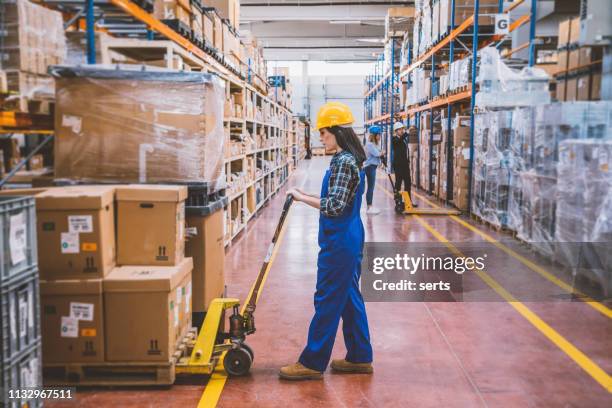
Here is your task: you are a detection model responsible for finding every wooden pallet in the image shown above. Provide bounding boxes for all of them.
[99,36,208,71]
[43,330,198,387]
[470,213,506,232]
[43,361,176,387]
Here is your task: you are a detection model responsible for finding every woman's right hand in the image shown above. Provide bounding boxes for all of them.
[287,188,304,202]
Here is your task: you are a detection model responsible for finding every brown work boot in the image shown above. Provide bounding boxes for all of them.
[279,362,323,380]
[330,359,373,374]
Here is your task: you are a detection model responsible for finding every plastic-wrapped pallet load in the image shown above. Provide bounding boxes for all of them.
[476,47,550,108]
[471,111,515,229]
[476,101,612,259]
[555,139,612,296]
[50,65,226,188]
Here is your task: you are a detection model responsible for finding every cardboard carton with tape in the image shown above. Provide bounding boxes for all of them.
[36,186,116,280]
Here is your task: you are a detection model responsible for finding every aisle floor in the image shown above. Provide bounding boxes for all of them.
[49,157,611,407]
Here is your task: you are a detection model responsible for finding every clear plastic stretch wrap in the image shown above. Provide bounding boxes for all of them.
[0,0,66,74]
[476,47,550,108]
[474,102,612,259]
[472,111,515,229]
[555,139,612,290]
[50,65,226,188]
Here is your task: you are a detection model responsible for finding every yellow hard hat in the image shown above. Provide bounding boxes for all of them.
[315,102,354,130]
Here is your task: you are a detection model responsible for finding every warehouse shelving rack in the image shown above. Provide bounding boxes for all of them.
[2,0,296,245]
[363,0,536,213]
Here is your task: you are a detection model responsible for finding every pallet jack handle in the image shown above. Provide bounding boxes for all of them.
[240,195,294,335]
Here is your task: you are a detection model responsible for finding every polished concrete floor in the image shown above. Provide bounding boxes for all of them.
[49,157,611,407]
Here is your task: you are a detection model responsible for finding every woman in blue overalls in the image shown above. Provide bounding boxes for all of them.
[280,102,373,380]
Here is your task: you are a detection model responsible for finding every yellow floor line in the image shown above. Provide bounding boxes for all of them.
[376,171,611,318]
[198,207,292,407]
[409,188,612,319]
[378,185,612,392]
[197,358,228,408]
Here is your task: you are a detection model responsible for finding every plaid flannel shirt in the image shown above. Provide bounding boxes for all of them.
[320,151,360,217]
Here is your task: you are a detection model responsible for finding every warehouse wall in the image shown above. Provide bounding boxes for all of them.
[269,61,372,147]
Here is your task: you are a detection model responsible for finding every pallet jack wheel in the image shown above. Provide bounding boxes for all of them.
[224,347,252,376]
[394,194,405,214]
[241,342,254,362]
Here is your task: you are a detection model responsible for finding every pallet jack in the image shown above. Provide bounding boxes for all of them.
[175,196,294,377]
[384,166,460,216]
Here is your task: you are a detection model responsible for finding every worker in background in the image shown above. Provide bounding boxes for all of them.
[364,125,384,215]
[282,102,373,380]
[391,122,417,207]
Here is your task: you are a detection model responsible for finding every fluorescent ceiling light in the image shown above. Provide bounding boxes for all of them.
[329,20,362,24]
[356,38,385,43]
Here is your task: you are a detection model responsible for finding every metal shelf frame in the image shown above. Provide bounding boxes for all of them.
[362,0,535,212]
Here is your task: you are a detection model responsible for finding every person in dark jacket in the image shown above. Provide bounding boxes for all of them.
[391,122,417,207]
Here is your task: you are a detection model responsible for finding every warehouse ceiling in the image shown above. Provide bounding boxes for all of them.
[240,1,413,61]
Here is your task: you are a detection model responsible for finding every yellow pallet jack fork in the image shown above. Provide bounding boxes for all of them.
[176,196,294,377]
[384,168,460,216]
[400,190,460,215]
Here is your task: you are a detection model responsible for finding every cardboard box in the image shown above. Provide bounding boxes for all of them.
[207,0,239,28]
[453,168,470,189]
[576,74,591,101]
[103,258,193,362]
[153,0,191,28]
[556,79,567,101]
[557,49,568,73]
[453,126,470,147]
[212,11,224,51]
[568,49,580,70]
[558,19,570,47]
[591,72,601,100]
[116,185,187,266]
[203,11,214,44]
[29,154,44,170]
[566,77,577,101]
[185,210,225,319]
[579,46,603,66]
[40,279,104,363]
[191,6,204,41]
[569,17,580,44]
[36,186,116,280]
[454,146,471,168]
[453,187,469,211]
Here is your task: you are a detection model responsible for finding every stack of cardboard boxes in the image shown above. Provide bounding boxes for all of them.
[154,0,192,31]
[0,0,66,112]
[38,185,193,366]
[240,31,268,91]
[556,17,602,102]
[451,116,471,210]
[207,0,240,30]
[268,67,293,109]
